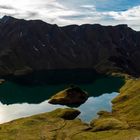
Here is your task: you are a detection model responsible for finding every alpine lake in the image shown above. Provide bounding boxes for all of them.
[0,69,125,124]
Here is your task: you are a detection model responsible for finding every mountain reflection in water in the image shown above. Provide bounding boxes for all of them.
[0,92,118,124]
[0,72,124,124]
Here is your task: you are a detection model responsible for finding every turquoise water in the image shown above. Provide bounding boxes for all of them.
[0,76,124,123]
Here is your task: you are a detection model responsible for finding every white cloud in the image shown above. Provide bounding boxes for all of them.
[0,0,140,30]
[104,6,140,20]
[0,100,65,124]
[101,5,140,30]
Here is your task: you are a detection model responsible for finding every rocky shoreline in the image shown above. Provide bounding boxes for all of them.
[0,77,140,140]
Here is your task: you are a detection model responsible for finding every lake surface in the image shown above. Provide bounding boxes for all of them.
[0,75,124,124]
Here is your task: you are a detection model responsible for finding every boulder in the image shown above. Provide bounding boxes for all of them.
[49,86,89,106]
[0,79,5,84]
[48,108,81,120]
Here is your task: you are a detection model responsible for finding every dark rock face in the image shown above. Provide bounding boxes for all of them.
[0,16,140,77]
[49,86,89,106]
[47,108,81,120]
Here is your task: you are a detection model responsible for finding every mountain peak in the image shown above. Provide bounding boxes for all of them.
[0,15,17,23]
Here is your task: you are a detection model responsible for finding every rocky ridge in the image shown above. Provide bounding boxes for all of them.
[0,16,140,77]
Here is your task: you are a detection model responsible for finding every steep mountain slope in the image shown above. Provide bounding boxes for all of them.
[0,16,140,77]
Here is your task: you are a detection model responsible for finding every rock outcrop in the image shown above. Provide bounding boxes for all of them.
[49,86,88,106]
[0,16,140,78]
[0,79,5,84]
[89,78,140,134]
[47,108,81,120]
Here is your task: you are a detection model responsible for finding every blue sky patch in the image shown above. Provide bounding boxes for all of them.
[0,0,140,30]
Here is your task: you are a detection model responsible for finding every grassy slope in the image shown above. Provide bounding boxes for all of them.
[0,79,140,140]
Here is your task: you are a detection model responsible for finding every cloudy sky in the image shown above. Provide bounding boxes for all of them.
[0,0,140,30]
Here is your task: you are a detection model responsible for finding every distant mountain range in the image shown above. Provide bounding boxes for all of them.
[0,16,140,77]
